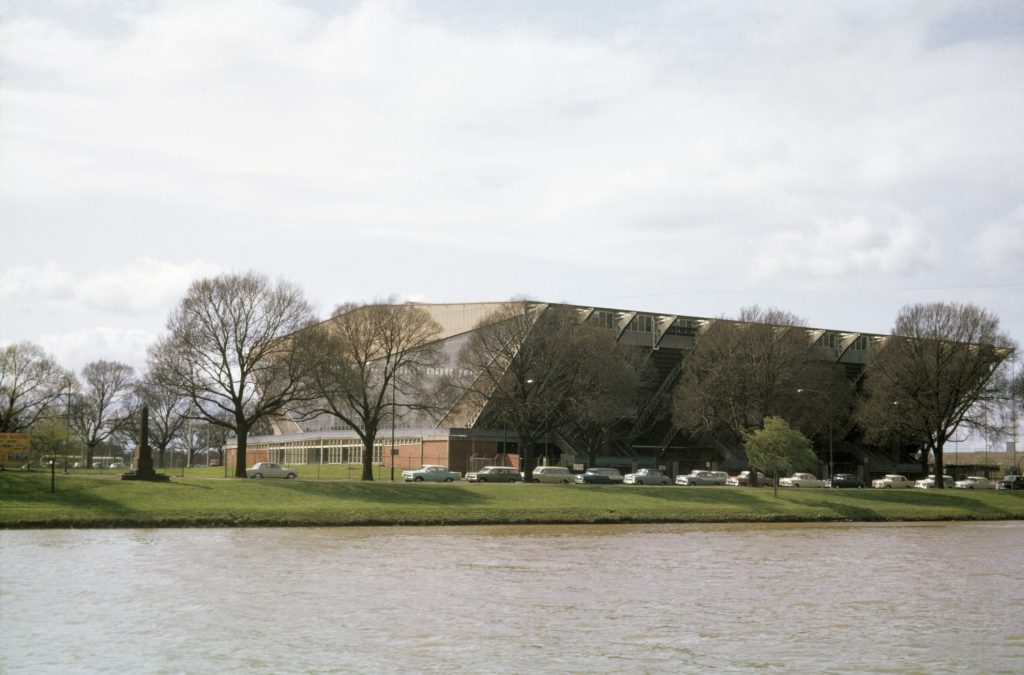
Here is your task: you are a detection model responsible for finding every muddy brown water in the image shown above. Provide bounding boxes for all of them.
[2,522,1022,673]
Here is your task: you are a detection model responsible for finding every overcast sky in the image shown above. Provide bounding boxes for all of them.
[2,0,1023,383]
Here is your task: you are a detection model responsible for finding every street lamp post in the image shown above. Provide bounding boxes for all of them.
[390,374,396,482]
[798,388,833,478]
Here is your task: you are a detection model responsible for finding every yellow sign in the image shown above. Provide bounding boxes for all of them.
[0,433,32,464]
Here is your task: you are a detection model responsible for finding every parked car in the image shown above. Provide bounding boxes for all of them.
[707,471,729,484]
[402,465,460,482]
[530,465,575,483]
[574,468,624,484]
[624,468,670,485]
[778,472,826,488]
[466,466,520,483]
[954,476,993,489]
[828,473,865,488]
[915,475,954,489]
[726,471,773,487]
[245,462,298,479]
[675,470,720,486]
[872,474,913,489]
[996,475,1024,490]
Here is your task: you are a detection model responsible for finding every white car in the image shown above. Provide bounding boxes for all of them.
[245,462,298,479]
[778,472,826,488]
[574,468,624,484]
[675,470,721,486]
[623,468,670,485]
[915,474,955,489]
[402,465,460,482]
[872,474,913,489]
[530,466,575,483]
[954,476,993,489]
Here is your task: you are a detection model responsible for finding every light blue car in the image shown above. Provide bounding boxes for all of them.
[402,465,460,482]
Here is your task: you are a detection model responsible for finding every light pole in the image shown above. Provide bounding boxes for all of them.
[390,374,396,482]
[798,388,833,478]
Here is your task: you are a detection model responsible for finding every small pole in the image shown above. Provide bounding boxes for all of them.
[50,460,56,494]
[390,372,397,481]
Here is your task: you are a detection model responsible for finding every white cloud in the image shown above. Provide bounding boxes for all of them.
[1,0,1022,355]
[4,0,1016,259]
[0,259,221,316]
[38,326,155,375]
[972,205,1024,270]
[0,262,75,303]
[750,210,934,280]
[77,259,223,314]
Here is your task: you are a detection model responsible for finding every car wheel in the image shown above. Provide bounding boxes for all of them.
[445,477,453,482]
[252,473,262,479]
[478,477,487,483]
[414,476,423,482]
[286,473,296,479]
[637,480,644,485]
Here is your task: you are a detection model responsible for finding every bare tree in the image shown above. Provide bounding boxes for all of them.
[69,360,136,468]
[149,272,316,478]
[130,373,190,469]
[1,342,71,433]
[672,306,845,476]
[296,300,444,481]
[566,327,646,467]
[453,303,606,480]
[858,302,1014,487]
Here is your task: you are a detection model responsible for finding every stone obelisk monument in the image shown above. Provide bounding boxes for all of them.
[122,405,170,482]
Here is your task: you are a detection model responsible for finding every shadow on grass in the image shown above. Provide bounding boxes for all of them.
[271,479,492,506]
[0,472,145,518]
[623,486,774,506]
[831,488,1017,517]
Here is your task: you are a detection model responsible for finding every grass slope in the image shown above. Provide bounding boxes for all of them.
[2,472,1022,528]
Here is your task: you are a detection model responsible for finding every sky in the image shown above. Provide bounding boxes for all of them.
[2,0,1023,389]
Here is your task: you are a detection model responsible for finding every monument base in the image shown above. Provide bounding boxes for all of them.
[120,471,171,482]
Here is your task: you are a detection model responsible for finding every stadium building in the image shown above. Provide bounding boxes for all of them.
[226,301,893,478]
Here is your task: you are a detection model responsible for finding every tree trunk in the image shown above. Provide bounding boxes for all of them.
[86,443,96,469]
[361,431,377,481]
[934,443,945,489]
[234,427,248,478]
[521,439,536,482]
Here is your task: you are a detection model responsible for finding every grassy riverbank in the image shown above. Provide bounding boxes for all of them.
[2,472,1022,528]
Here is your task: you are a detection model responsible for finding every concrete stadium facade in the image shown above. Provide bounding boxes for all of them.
[227,301,893,478]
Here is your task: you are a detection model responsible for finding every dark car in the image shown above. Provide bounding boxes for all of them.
[829,473,865,488]
[466,466,521,483]
[996,475,1024,490]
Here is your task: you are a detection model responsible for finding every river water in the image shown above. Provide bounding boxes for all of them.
[1,522,1021,674]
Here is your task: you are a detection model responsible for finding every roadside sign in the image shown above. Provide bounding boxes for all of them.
[0,433,32,465]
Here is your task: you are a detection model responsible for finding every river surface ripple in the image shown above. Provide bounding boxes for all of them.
[1,522,1022,674]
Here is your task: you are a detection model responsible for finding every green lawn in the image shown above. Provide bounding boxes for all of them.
[2,471,1022,528]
